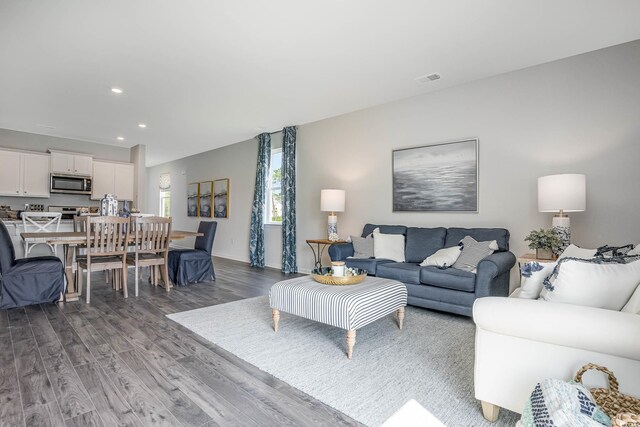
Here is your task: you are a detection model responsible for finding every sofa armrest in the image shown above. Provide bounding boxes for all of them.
[474,297,640,361]
[475,251,516,298]
[328,243,354,261]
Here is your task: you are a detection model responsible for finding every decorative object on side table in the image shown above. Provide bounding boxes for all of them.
[524,228,561,260]
[538,173,586,252]
[392,138,478,212]
[320,189,345,240]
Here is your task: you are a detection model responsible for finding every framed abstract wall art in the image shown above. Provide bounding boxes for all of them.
[198,181,213,218]
[213,178,229,218]
[187,182,199,217]
[392,138,478,212]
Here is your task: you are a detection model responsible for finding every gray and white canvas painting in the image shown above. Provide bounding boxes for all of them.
[393,139,478,211]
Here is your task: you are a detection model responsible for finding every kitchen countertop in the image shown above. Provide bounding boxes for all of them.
[2,219,74,225]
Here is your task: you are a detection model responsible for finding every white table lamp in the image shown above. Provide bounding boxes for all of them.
[538,174,586,251]
[320,189,346,240]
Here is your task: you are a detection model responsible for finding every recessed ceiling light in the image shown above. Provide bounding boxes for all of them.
[138,123,147,128]
[117,136,125,141]
[111,87,123,94]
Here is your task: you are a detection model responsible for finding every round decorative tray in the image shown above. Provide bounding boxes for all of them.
[311,267,368,286]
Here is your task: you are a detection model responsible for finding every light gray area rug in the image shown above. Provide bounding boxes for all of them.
[167,296,520,427]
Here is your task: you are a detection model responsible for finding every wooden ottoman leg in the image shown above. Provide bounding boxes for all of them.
[397,307,405,330]
[481,401,500,422]
[346,329,356,359]
[272,309,280,333]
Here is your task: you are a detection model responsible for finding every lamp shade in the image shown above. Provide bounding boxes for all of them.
[538,174,586,213]
[320,189,346,212]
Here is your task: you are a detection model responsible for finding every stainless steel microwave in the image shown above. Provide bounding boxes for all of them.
[50,174,92,195]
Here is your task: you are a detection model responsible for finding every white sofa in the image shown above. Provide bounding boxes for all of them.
[473,296,640,422]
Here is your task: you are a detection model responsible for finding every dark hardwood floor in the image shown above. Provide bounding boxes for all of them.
[0,257,362,426]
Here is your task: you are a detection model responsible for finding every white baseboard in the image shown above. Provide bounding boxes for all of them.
[212,251,312,275]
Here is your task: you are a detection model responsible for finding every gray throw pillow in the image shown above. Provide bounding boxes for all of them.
[351,235,374,258]
[452,236,498,272]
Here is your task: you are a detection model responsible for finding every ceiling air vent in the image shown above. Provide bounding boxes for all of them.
[415,73,441,83]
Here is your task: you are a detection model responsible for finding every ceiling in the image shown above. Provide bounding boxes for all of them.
[1,1,640,166]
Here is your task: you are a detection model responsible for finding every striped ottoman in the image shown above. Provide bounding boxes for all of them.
[269,276,407,359]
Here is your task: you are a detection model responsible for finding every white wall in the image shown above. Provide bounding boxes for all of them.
[148,40,640,284]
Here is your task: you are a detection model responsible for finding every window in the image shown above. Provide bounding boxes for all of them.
[265,148,282,224]
[159,190,171,217]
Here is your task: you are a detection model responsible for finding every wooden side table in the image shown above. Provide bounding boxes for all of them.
[517,253,558,265]
[305,239,346,270]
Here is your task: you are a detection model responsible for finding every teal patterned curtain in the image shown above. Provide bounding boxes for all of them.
[281,126,297,273]
[249,133,271,268]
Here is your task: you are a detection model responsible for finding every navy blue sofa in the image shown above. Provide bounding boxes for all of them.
[328,224,516,317]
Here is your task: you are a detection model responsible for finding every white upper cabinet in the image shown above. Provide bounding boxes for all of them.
[0,150,50,198]
[73,155,93,176]
[114,163,134,201]
[22,153,51,197]
[0,150,22,196]
[92,161,134,201]
[50,151,93,176]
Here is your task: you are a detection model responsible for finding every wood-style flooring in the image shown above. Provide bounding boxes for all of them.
[0,257,362,426]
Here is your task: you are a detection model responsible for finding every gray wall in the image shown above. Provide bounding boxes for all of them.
[0,129,132,209]
[147,40,640,285]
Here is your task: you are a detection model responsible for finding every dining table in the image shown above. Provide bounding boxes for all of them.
[20,229,203,302]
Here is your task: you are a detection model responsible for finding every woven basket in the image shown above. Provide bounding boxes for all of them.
[574,364,640,420]
[612,413,640,427]
[311,268,367,286]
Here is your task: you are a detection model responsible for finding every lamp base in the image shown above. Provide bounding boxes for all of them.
[327,214,338,241]
[552,215,571,253]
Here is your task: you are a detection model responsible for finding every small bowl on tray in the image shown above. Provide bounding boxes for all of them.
[311,267,368,286]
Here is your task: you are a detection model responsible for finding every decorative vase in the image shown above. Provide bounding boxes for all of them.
[536,248,554,260]
[100,194,119,216]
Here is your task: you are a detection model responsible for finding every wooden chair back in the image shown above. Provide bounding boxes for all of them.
[86,216,130,258]
[73,216,88,233]
[131,216,172,256]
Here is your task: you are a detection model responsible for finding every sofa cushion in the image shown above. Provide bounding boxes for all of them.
[362,223,407,237]
[420,246,462,268]
[420,266,476,292]
[452,236,499,272]
[377,263,422,285]
[405,227,447,263]
[351,235,374,258]
[540,257,640,310]
[345,258,393,275]
[444,227,509,251]
[373,232,406,262]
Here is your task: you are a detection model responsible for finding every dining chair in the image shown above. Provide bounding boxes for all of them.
[0,221,65,309]
[77,216,130,304]
[167,221,217,286]
[21,212,62,256]
[127,216,172,296]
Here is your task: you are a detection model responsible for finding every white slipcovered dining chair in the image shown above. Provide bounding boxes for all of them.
[21,212,62,257]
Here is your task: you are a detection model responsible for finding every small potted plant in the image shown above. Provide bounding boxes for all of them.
[524,228,562,260]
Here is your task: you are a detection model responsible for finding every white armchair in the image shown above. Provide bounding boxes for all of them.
[473,297,640,422]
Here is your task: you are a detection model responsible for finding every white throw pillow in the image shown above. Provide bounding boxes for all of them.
[373,232,405,262]
[518,261,557,299]
[558,244,597,260]
[420,246,462,268]
[540,258,640,310]
[621,284,640,314]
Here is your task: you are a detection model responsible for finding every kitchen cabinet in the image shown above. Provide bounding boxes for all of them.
[0,150,50,198]
[50,151,93,176]
[91,161,134,201]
